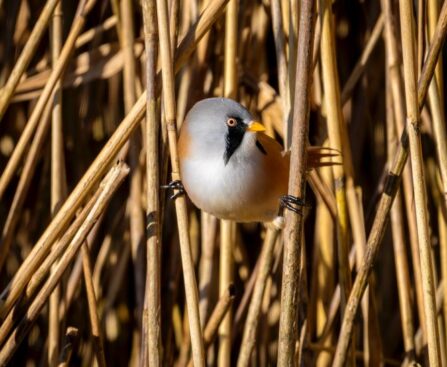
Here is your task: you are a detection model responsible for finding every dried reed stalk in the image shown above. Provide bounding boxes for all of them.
[155,0,205,364]
[276,0,314,365]
[48,2,65,366]
[237,226,280,366]
[0,0,61,121]
[398,2,441,365]
[0,0,97,200]
[332,2,447,364]
[0,162,129,366]
[0,0,229,325]
[141,0,161,365]
[81,244,107,367]
[218,0,238,364]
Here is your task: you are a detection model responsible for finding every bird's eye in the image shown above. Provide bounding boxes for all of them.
[226,117,237,127]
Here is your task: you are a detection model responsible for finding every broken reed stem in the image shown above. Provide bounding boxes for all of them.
[81,244,107,367]
[218,0,238,365]
[141,0,161,365]
[58,327,79,366]
[0,162,129,366]
[237,226,280,367]
[187,285,236,367]
[0,0,97,200]
[319,0,352,330]
[155,0,205,364]
[399,2,441,365]
[0,0,60,122]
[48,2,65,366]
[0,0,229,325]
[332,2,447,365]
[276,1,315,365]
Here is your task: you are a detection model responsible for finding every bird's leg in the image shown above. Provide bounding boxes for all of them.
[278,195,307,216]
[161,180,185,200]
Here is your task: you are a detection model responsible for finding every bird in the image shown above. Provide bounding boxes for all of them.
[177,97,334,223]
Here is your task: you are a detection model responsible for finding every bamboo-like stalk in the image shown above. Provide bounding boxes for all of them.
[0,0,230,322]
[399,2,441,365]
[141,0,161,365]
[0,0,61,122]
[428,0,444,107]
[187,285,235,367]
[0,162,129,366]
[332,2,447,365]
[381,0,428,340]
[386,76,416,364]
[58,327,79,367]
[81,244,107,367]
[48,3,65,366]
[276,1,315,365]
[0,0,97,200]
[319,0,352,333]
[75,15,118,48]
[218,0,238,364]
[155,0,205,365]
[120,0,145,352]
[237,226,280,366]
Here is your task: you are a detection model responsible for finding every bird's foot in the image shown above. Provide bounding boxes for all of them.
[161,180,185,200]
[278,195,307,216]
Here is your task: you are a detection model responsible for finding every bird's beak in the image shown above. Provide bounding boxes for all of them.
[247,121,266,132]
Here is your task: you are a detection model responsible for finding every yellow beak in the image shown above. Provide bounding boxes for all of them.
[246,121,266,132]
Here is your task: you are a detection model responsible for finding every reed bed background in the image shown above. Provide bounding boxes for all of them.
[0,0,447,366]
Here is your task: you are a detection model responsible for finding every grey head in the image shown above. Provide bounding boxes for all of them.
[184,98,258,164]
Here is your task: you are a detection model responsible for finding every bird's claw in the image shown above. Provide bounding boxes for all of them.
[161,180,185,200]
[278,195,307,216]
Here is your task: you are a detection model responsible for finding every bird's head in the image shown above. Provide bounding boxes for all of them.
[183,98,265,165]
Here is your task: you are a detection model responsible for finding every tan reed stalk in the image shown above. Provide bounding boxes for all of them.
[0,0,60,122]
[270,0,290,148]
[340,14,384,105]
[155,0,206,364]
[187,285,235,367]
[428,0,444,105]
[386,77,416,363]
[218,219,234,367]
[0,190,102,346]
[276,0,315,365]
[0,0,229,323]
[399,2,441,365]
[319,0,352,331]
[218,0,238,364]
[120,0,145,341]
[312,166,335,367]
[427,67,447,353]
[81,244,107,367]
[141,0,161,365]
[381,0,428,340]
[48,3,65,366]
[0,162,129,365]
[0,0,97,200]
[75,15,118,48]
[237,226,280,366]
[332,2,447,365]
[0,100,53,272]
[199,213,218,327]
[417,0,425,75]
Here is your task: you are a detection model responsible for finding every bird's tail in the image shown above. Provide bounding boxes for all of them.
[306,146,341,168]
